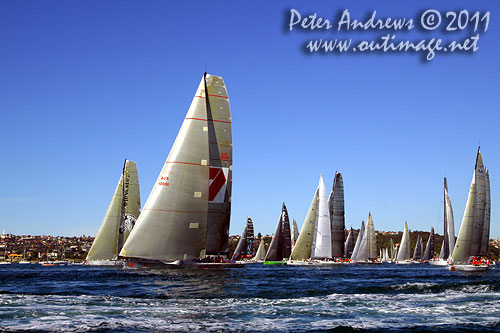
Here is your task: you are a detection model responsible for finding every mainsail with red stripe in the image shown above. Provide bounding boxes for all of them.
[120,73,232,261]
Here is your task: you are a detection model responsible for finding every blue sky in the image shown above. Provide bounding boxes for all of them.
[1,1,499,239]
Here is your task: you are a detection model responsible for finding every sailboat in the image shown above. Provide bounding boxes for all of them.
[354,213,378,263]
[310,175,333,263]
[396,222,412,264]
[264,203,292,265]
[86,159,141,266]
[422,227,435,262]
[19,248,30,264]
[119,73,240,268]
[381,248,389,263]
[450,148,491,271]
[329,172,345,258]
[232,217,255,261]
[430,177,456,266]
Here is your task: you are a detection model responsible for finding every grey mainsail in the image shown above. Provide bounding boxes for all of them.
[422,227,435,260]
[350,221,365,261]
[232,217,255,259]
[120,73,232,262]
[440,178,450,259]
[412,235,422,261]
[265,203,291,261]
[451,148,489,264]
[329,172,345,258]
[290,188,319,260]
[344,227,355,259]
[396,222,411,261]
[291,218,299,248]
[87,160,141,261]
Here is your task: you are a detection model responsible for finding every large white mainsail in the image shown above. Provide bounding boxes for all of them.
[311,175,332,260]
[451,148,489,264]
[87,160,141,262]
[120,73,232,262]
[329,172,345,258]
[396,222,411,262]
[290,188,319,260]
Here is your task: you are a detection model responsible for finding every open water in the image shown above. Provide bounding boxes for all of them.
[0,263,499,332]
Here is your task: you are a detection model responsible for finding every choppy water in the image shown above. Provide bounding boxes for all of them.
[1,264,499,332]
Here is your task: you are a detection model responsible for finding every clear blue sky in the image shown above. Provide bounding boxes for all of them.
[1,1,499,239]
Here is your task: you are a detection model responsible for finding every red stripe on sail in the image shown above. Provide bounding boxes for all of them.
[209,168,226,201]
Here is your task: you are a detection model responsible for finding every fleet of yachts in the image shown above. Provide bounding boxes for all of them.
[80,73,494,272]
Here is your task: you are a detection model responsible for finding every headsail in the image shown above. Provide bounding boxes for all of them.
[412,235,422,261]
[356,213,376,262]
[422,227,435,260]
[291,218,299,248]
[87,160,141,261]
[311,175,332,260]
[444,178,455,258]
[254,239,267,261]
[350,221,365,261]
[344,227,355,259]
[290,188,319,260]
[329,172,345,258]
[120,73,232,261]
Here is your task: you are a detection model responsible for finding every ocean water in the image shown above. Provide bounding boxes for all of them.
[0,264,499,332]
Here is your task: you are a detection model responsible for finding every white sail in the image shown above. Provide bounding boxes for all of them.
[87,160,141,261]
[120,73,232,262]
[254,239,266,261]
[344,227,355,259]
[350,221,365,261]
[290,188,319,260]
[444,180,455,258]
[480,169,490,255]
[291,218,299,248]
[396,222,411,261]
[356,213,376,261]
[451,149,487,264]
[311,175,332,259]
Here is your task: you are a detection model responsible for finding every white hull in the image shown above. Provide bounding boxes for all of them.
[84,260,124,267]
[18,261,31,264]
[288,260,315,266]
[0,261,11,265]
[449,264,490,272]
[428,259,449,266]
[396,260,413,265]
